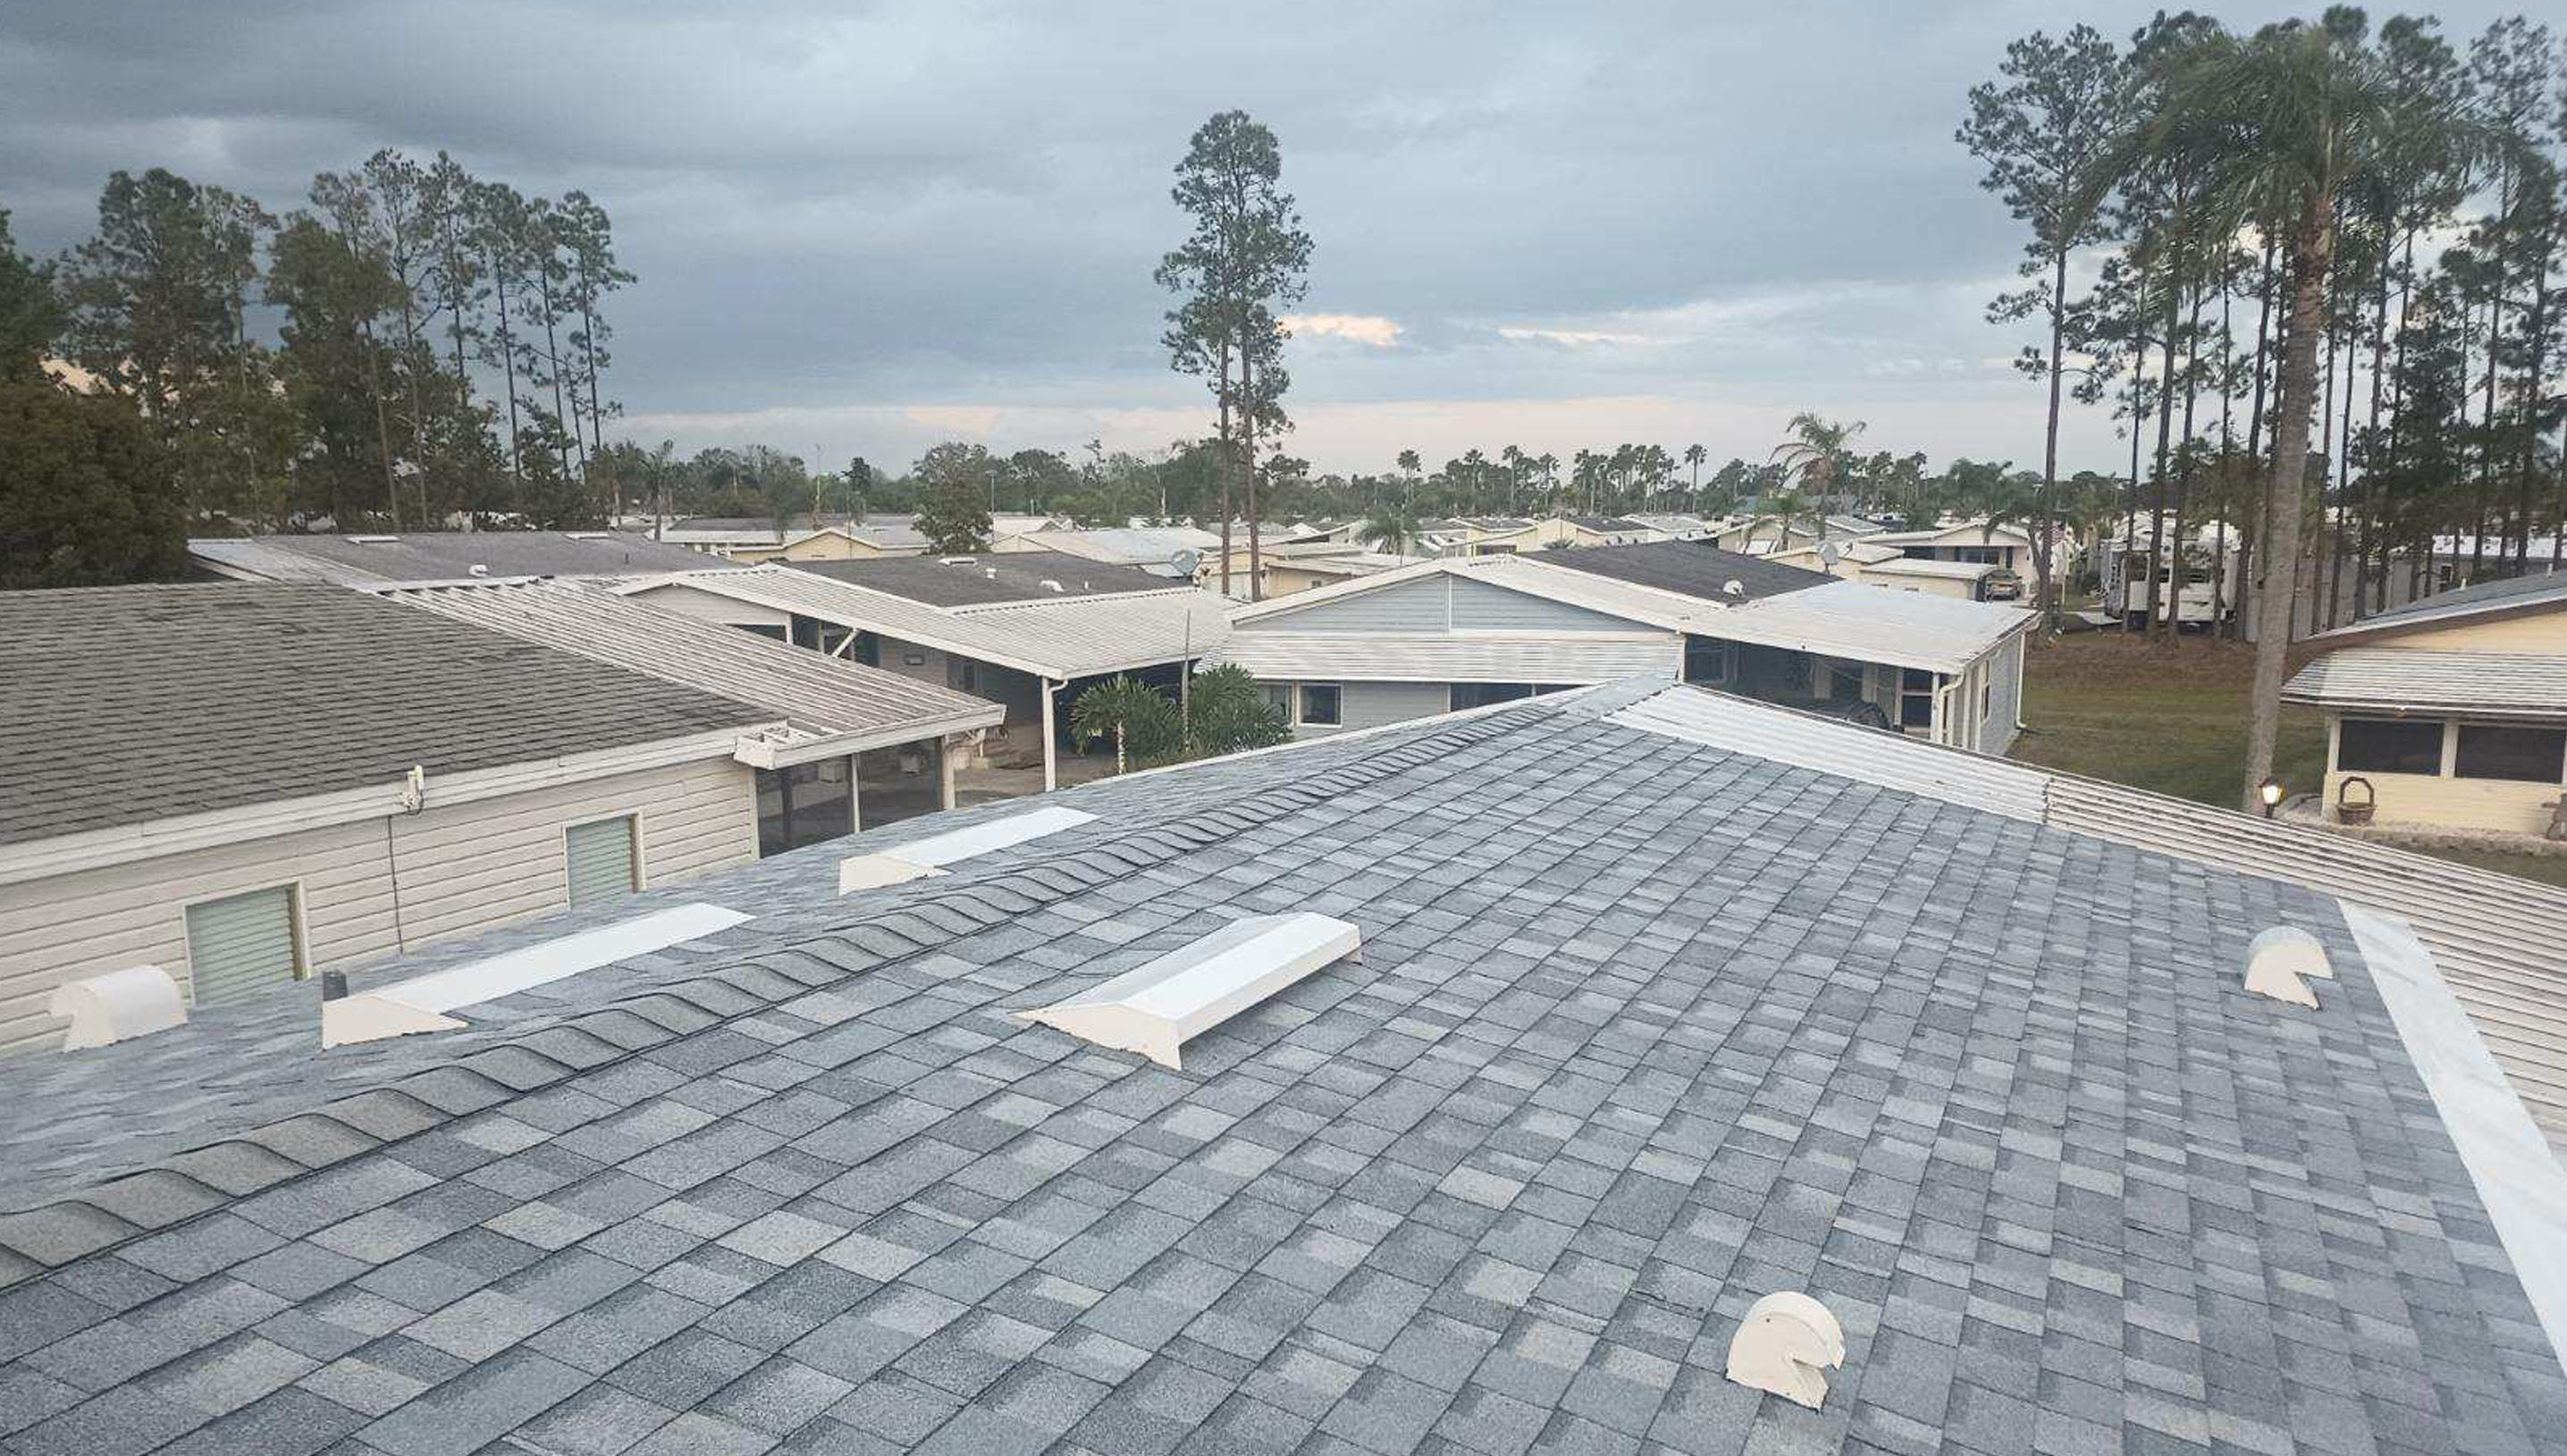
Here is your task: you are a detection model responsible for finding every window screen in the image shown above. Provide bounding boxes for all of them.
[566,816,638,907]
[184,885,299,1006]
[1300,684,1342,726]
[1899,668,1936,729]
[1450,683,1533,711]
[1683,637,1730,686]
[2336,718,2443,775]
[2454,725,2566,783]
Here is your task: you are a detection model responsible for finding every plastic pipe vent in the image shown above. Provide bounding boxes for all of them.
[50,965,188,1049]
[1725,1292,1845,1410]
[2243,925,2334,1008]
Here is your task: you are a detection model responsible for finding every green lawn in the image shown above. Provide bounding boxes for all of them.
[2010,630,2567,889]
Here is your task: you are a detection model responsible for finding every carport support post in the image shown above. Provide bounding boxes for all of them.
[1042,678,1061,792]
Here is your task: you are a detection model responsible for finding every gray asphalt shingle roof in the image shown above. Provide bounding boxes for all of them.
[0,585,772,847]
[0,683,2560,1455]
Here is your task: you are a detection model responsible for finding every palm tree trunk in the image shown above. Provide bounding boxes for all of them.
[2243,210,2332,812]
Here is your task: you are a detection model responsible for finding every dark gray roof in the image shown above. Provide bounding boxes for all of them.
[0,585,770,846]
[792,552,1175,607]
[2321,566,2567,639]
[0,683,2560,1455]
[1543,540,1835,602]
[189,532,731,585]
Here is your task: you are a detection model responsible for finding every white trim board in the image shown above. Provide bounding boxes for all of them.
[2343,902,2567,1379]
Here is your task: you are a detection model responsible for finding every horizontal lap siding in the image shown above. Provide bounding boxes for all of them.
[0,757,757,1057]
[1296,682,1454,739]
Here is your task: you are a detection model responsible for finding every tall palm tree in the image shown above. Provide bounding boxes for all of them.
[1684,443,1708,505]
[1750,488,1819,551]
[2119,12,2470,808]
[1768,413,1867,507]
[1359,503,1419,557]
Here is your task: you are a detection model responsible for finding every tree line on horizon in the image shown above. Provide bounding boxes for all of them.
[0,153,633,585]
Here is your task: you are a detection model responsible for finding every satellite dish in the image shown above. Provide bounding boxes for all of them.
[1722,579,1746,598]
[1171,548,1202,576]
[1817,542,1840,567]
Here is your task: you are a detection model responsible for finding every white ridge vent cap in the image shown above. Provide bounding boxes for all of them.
[323,903,752,1048]
[838,806,1096,895]
[2243,924,2335,1008]
[1014,913,1360,1069]
[1725,1291,1845,1410]
[51,965,187,1049]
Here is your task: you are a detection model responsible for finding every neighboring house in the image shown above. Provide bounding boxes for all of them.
[654,514,1061,563]
[0,582,990,1056]
[1850,555,2019,602]
[1864,518,2037,575]
[5,679,2567,1456]
[1428,514,1661,557]
[1621,510,1722,540]
[1196,540,1418,601]
[1216,543,2034,750]
[620,558,1232,788]
[188,530,730,585]
[2285,569,2567,837]
[997,526,1224,577]
[1766,536,1903,580]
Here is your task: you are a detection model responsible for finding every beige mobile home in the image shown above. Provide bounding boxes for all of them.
[0,581,997,1056]
[2285,571,2567,837]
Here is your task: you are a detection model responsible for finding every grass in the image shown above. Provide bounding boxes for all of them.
[2010,630,2567,890]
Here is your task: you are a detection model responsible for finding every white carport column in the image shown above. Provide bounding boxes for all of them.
[1042,678,1062,792]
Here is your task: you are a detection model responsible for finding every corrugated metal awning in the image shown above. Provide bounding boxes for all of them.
[2285,647,2567,719]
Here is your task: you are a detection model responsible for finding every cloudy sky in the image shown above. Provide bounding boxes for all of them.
[0,1,2526,478]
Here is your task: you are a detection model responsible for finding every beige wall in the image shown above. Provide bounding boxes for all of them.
[2382,613,2567,653]
[0,757,758,1057]
[1857,570,1979,601]
[2322,714,2566,835]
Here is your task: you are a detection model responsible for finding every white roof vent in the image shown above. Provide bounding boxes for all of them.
[51,965,187,1049]
[1040,579,1065,593]
[940,556,974,566]
[322,903,751,1048]
[1013,913,1360,1069]
[1722,579,1746,598]
[344,534,400,544]
[1725,1292,1845,1410]
[2243,925,2335,1008]
[837,806,1096,894]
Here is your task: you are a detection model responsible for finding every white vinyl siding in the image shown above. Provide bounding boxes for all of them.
[181,885,300,1006]
[0,756,758,1056]
[565,817,638,908]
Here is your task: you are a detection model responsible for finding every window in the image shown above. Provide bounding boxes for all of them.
[945,655,979,692]
[756,759,856,856]
[1898,669,1936,730]
[1450,683,1533,711]
[565,816,639,907]
[1829,664,1865,702]
[1300,684,1342,727]
[2336,718,2443,776]
[1683,637,1730,686]
[857,739,944,829]
[183,885,301,1006]
[1980,678,1992,722]
[1262,684,1292,719]
[734,622,787,643]
[2455,725,2566,783]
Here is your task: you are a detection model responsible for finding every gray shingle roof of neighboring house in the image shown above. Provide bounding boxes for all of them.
[2283,645,2567,720]
[4,681,2566,1454]
[377,578,1005,762]
[0,585,773,848]
[1543,540,1834,603]
[2313,568,2567,643]
[792,552,1175,608]
[189,531,733,585]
